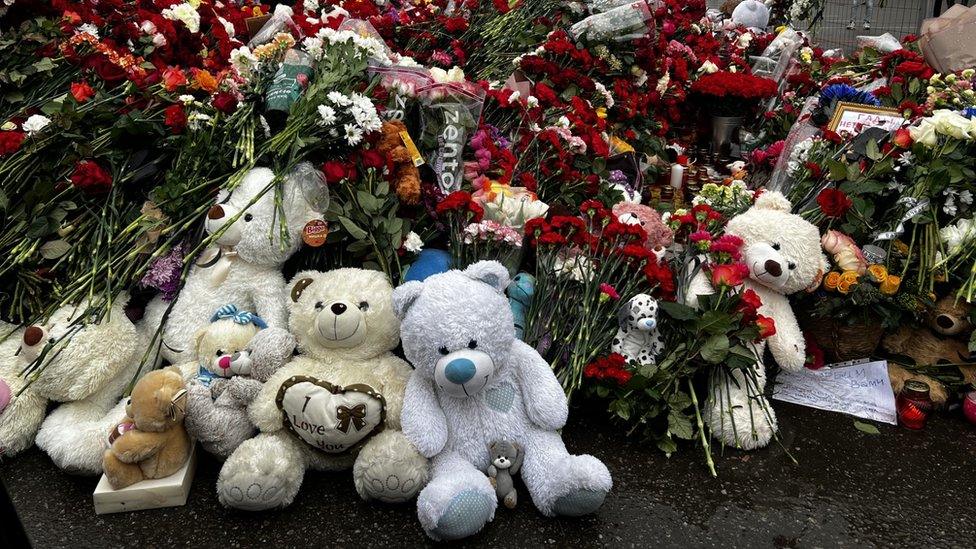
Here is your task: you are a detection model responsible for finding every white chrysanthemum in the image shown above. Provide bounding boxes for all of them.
[349,94,381,133]
[162,3,200,33]
[77,23,100,38]
[317,105,337,126]
[217,17,236,39]
[187,112,212,131]
[403,231,424,253]
[178,94,195,104]
[327,91,352,107]
[22,114,51,135]
[302,36,324,60]
[344,123,364,146]
[941,218,976,255]
[303,0,319,11]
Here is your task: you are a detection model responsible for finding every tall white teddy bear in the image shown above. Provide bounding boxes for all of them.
[0,297,143,474]
[217,268,429,510]
[140,164,322,365]
[686,191,826,450]
[394,261,613,541]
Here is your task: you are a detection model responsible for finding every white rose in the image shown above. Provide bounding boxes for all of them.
[931,109,973,140]
[22,114,51,135]
[909,120,938,147]
[736,32,752,48]
[699,60,718,74]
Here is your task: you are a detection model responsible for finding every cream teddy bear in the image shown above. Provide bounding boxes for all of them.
[686,191,826,450]
[217,268,428,510]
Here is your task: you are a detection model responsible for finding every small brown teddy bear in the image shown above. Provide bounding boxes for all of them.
[884,296,976,405]
[103,367,191,489]
[375,120,421,205]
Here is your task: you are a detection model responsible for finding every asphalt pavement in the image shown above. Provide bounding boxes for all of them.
[2,398,975,547]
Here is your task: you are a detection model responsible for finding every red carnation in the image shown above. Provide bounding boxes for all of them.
[162,67,187,92]
[70,81,95,103]
[85,54,127,84]
[0,131,26,156]
[69,160,113,195]
[817,188,852,218]
[710,262,749,288]
[212,91,238,114]
[737,288,762,322]
[756,315,777,340]
[163,104,187,133]
[322,160,356,185]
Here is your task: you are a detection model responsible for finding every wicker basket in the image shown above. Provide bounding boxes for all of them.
[802,315,885,363]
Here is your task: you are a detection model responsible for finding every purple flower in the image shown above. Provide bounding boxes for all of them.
[140,242,186,301]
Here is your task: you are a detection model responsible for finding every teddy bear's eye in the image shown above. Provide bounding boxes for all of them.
[314,302,324,311]
[244,213,253,222]
[771,243,781,251]
[215,349,224,357]
[788,262,796,270]
[358,301,369,311]
[438,346,449,355]
[468,340,478,349]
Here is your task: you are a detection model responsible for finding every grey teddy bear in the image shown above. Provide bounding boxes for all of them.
[185,325,296,458]
[487,440,523,509]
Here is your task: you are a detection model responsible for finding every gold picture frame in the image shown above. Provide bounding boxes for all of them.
[827,102,905,135]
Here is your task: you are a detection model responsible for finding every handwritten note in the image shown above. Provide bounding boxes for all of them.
[772,360,896,425]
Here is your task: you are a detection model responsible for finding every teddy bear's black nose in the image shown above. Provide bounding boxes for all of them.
[764,259,782,277]
[208,205,225,220]
[331,303,347,315]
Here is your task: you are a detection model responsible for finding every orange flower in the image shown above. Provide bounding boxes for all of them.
[867,264,887,284]
[162,67,187,92]
[880,275,901,295]
[823,271,841,291]
[192,69,218,93]
[838,271,859,294]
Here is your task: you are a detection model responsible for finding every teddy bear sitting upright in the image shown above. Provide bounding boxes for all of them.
[184,305,296,459]
[139,163,323,365]
[217,268,428,510]
[103,367,191,489]
[394,261,613,541]
[686,191,826,450]
[0,296,144,476]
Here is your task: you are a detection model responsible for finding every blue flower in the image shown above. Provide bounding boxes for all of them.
[819,83,882,107]
[964,106,976,119]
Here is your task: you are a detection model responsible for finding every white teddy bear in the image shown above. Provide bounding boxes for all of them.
[217,268,428,510]
[611,293,664,365]
[394,261,612,541]
[0,297,143,474]
[140,164,323,365]
[686,191,826,450]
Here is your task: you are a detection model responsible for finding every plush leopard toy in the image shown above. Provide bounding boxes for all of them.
[611,294,663,365]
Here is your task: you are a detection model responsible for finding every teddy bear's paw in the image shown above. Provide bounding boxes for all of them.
[217,437,303,511]
[552,488,608,517]
[218,474,292,511]
[428,489,494,541]
[354,431,429,503]
[706,396,777,451]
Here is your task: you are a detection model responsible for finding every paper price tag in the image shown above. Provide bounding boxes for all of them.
[399,131,425,167]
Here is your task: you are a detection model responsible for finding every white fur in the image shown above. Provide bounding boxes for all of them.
[218,269,429,510]
[685,192,825,450]
[140,165,321,364]
[396,262,612,540]
[611,294,663,365]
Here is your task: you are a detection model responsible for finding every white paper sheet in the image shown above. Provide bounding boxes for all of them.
[772,360,896,425]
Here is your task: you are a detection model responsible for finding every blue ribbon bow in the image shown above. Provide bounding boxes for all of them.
[210,304,268,329]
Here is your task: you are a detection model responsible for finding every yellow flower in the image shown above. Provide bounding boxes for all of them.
[838,280,853,294]
[192,69,217,93]
[840,271,860,285]
[596,107,607,119]
[867,264,887,284]
[823,271,841,291]
[893,240,909,255]
[880,275,901,295]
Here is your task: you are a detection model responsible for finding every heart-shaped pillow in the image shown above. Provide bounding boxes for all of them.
[276,376,386,454]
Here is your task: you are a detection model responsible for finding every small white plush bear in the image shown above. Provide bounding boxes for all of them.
[394,261,612,541]
[731,0,770,31]
[611,293,663,365]
[686,191,826,450]
[0,297,144,475]
[217,268,428,510]
[140,163,323,365]
[184,305,295,459]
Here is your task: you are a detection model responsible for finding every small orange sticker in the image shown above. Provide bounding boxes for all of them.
[303,220,329,247]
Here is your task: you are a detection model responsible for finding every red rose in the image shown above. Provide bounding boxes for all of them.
[755,315,777,340]
[85,54,127,84]
[212,91,238,114]
[70,81,95,103]
[822,130,842,143]
[737,288,763,322]
[816,188,852,218]
[322,160,356,184]
[69,160,113,195]
[360,149,387,170]
[892,127,913,149]
[162,67,187,92]
[163,104,187,133]
[710,262,749,288]
[0,131,26,156]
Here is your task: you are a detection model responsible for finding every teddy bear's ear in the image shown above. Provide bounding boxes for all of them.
[462,261,510,294]
[290,277,315,303]
[753,191,792,212]
[392,281,423,320]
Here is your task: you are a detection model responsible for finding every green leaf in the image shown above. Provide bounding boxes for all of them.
[853,420,880,435]
[660,301,697,321]
[696,310,733,335]
[667,411,694,440]
[39,240,70,260]
[865,139,880,161]
[827,160,847,181]
[700,334,730,364]
[656,436,677,456]
[33,57,55,72]
[337,216,367,240]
